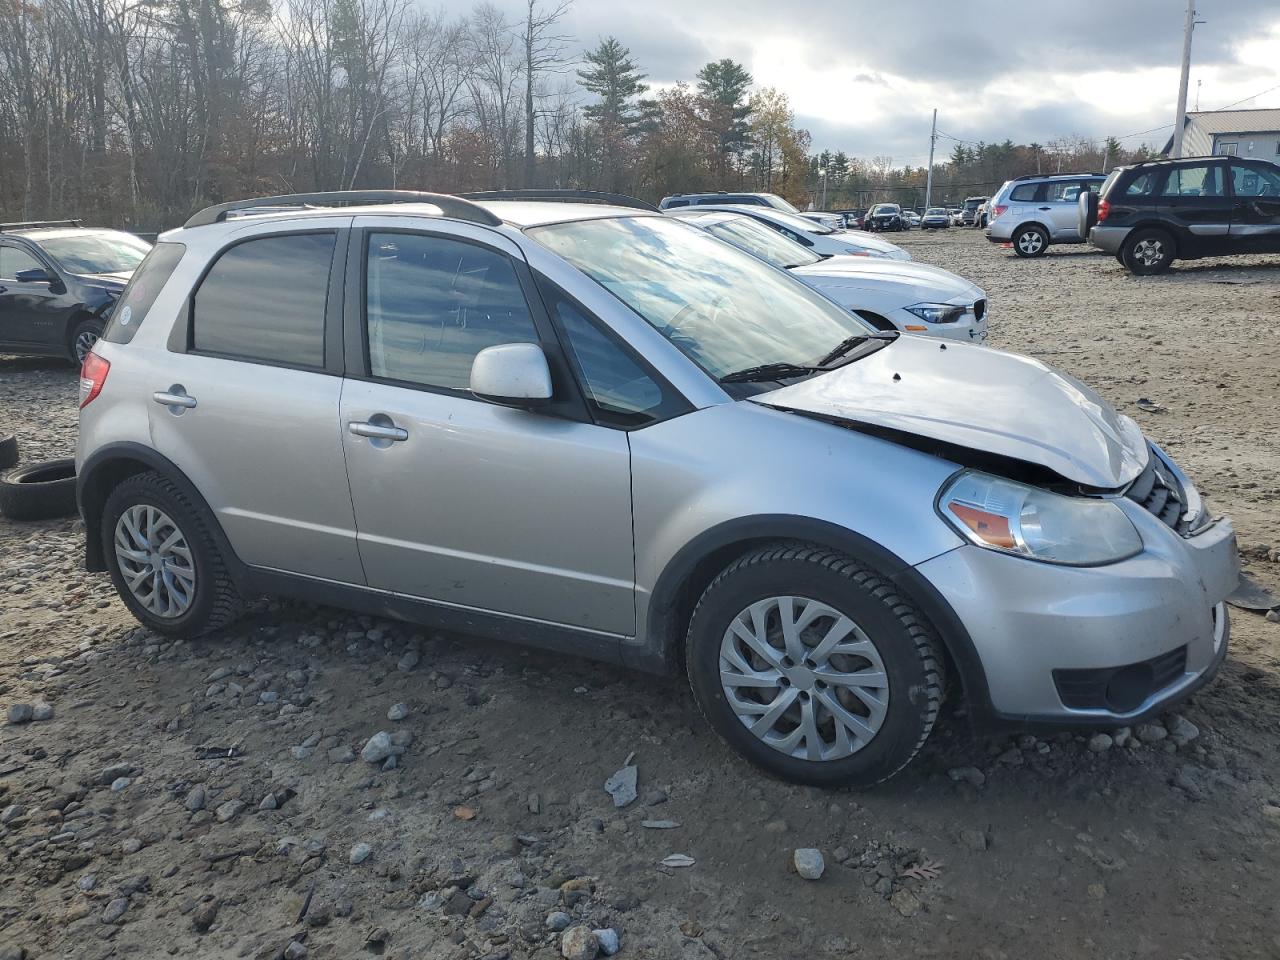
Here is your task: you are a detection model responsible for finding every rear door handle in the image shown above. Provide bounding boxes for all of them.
[1038,206,1052,210]
[348,420,408,442]
[153,389,197,409]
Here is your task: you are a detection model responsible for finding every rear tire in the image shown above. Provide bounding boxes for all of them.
[1013,225,1049,258]
[0,434,17,470]
[1121,228,1176,275]
[684,542,945,787]
[102,471,244,638]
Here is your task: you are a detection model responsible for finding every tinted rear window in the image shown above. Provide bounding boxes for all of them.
[101,242,186,345]
[190,232,334,368]
[1123,170,1160,196]
[1009,183,1040,202]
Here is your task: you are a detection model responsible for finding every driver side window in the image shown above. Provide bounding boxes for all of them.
[0,245,42,281]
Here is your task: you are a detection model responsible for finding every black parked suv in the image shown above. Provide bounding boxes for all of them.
[0,221,151,362]
[865,203,904,232]
[1083,156,1280,275]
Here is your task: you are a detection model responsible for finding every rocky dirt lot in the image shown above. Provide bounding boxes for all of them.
[2,229,1279,960]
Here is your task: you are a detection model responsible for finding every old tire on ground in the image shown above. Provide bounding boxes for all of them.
[101,471,245,638]
[1013,224,1049,258]
[0,458,78,521]
[69,318,104,364]
[684,542,945,787]
[1122,228,1176,275]
[0,434,17,470]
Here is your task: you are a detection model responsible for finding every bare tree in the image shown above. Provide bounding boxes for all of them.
[519,0,571,187]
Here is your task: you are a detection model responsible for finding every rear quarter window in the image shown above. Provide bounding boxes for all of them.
[100,241,186,345]
[1009,183,1041,202]
[1123,170,1160,197]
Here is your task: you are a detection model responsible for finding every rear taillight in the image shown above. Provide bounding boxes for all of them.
[1097,198,1111,223]
[79,351,110,409]
[991,205,1007,219]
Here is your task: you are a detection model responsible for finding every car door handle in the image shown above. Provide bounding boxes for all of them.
[348,421,408,442]
[0,285,7,294]
[1038,206,1052,210]
[153,390,197,409]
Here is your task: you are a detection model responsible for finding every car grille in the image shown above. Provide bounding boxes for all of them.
[1053,645,1187,712]
[1125,445,1188,530]
[973,299,987,321]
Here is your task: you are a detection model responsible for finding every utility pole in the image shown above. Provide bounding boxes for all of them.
[1171,0,1198,158]
[924,108,937,211]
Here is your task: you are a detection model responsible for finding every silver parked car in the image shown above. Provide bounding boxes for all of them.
[986,174,1107,256]
[77,190,1238,787]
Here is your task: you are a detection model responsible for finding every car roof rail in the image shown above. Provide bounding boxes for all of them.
[0,219,83,232]
[459,189,659,212]
[183,191,502,228]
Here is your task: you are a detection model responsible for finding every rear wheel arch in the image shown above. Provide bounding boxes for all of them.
[78,443,244,585]
[644,515,992,714]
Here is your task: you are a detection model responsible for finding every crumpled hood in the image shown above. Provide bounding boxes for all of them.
[792,257,983,304]
[752,336,1148,488]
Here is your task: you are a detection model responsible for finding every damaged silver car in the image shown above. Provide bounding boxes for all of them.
[76,191,1239,787]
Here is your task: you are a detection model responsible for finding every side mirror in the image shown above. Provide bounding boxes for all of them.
[15,267,53,284]
[470,342,552,408]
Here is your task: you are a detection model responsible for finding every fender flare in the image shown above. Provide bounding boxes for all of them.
[77,441,247,585]
[642,514,992,715]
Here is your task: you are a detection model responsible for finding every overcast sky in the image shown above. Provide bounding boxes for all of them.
[498,0,1280,165]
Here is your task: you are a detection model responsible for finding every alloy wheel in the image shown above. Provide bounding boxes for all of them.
[74,329,99,363]
[1017,231,1044,255]
[1133,238,1165,267]
[114,504,196,618]
[718,595,889,761]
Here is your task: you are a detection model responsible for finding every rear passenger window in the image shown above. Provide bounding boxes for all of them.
[102,241,186,345]
[1124,171,1160,196]
[364,232,539,391]
[191,233,333,367]
[1160,165,1223,197]
[1009,183,1040,202]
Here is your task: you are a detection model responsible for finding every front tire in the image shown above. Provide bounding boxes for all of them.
[1121,228,1176,275]
[1013,225,1049,258]
[685,543,945,787]
[102,471,244,638]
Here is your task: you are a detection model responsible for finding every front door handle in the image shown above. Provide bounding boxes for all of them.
[1038,206,1052,211]
[153,388,197,410]
[348,420,408,442]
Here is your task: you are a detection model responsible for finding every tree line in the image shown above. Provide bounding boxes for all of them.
[0,0,1163,229]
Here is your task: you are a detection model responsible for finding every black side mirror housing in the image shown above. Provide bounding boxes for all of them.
[15,267,54,284]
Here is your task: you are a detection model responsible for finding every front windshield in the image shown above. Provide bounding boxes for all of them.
[926,208,946,215]
[529,216,872,380]
[763,194,801,214]
[737,207,833,235]
[701,216,822,269]
[872,205,900,214]
[40,231,151,275]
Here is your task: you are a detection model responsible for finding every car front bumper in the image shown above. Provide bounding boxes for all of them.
[915,500,1238,727]
[1088,224,1130,254]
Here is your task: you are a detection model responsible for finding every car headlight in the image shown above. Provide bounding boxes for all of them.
[939,471,1142,566]
[905,302,966,324]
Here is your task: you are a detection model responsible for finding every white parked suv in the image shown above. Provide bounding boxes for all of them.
[76,190,1237,787]
[669,209,987,343]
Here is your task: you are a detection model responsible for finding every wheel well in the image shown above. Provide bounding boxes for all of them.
[80,456,152,570]
[1014,221,1049,237]
[645,518,994,721]
[1124,222,1179,255]
[854,310,896,332]
[63,309,99,350]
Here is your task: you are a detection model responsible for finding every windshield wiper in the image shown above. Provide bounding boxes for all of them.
[813,331,899,368]
[719,362,821,384]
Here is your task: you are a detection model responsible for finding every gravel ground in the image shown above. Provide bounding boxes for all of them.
[2,229,1279,960]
